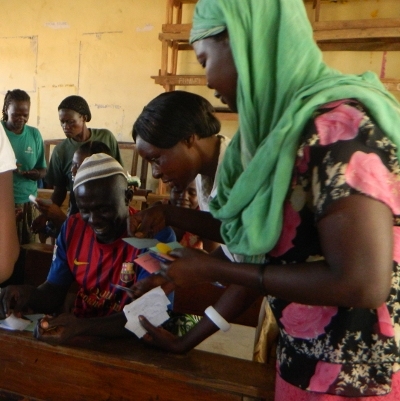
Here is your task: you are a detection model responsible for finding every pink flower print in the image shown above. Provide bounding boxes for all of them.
[345,151,400,214]
[308,361,342,392]
[269,202,301,257]
[280,303,338,339]
[376,304,395,337]
[393,227,400,265]
[315,103,364,145]
[296,145,310,174]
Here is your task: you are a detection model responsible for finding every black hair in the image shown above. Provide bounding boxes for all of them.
[77,140,112,156]
[132,91,221,149]
[2,89,30,121]
[58,95,91,122]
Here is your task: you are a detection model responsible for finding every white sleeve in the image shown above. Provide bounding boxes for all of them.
[0,124,16,173]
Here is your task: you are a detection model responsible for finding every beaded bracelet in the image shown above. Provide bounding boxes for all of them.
[204,306,231,332]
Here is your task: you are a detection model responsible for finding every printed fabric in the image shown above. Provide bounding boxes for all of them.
[269,100,400,397]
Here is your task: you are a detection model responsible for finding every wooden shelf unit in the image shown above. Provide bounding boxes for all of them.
[152,0,400,96]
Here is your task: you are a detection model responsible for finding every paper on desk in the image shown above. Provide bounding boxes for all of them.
[123,286,170,338]
[0,314,32,331]
[123,237,159,249]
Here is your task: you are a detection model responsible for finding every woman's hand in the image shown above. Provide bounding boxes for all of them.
[34,313,80,345]
[128,205,168,238]
[36,201,66,223]
[131,274,173,299]
[0,285,36,319]
[30,214,47,234]
[161,248,215,287]
[21,169,41,181]
[139,315,187,354]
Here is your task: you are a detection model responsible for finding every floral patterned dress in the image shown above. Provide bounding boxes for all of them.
[268,99,400,398]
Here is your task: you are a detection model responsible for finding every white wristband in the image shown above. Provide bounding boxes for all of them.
[204,306,231,332]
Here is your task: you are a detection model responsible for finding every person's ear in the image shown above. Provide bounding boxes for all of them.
[125,188,134,205]
[182,134,196,149]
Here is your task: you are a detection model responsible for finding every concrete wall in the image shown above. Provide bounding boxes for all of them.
[0,0,399,189]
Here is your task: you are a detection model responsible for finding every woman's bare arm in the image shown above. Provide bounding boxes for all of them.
[0,171,19,283]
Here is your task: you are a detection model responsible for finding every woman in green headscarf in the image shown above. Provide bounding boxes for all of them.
[137,0,400,398]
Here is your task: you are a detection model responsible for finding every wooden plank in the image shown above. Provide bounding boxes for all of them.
[162,23,191,33]
[381,78,400,92]
[0,330,274,401]
[313,18,400,31]
[314,27,400,41]
[317,40,400,51]
[159,31,190,41]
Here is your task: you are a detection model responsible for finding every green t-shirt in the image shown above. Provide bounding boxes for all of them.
[2,121,46,203]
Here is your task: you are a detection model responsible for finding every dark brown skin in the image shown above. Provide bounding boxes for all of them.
[0,170,19,283]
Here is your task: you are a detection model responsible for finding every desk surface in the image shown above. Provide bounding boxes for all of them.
[0,329,275,401]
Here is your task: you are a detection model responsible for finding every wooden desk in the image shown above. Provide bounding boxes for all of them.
[0,330,275,401]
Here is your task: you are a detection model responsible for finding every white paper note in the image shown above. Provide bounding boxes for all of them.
[123,286,170,338]
[0,314,32,331]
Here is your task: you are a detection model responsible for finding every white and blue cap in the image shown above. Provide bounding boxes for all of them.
[73,153,127,191]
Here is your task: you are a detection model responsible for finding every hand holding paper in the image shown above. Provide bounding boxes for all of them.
[123,286,170,338]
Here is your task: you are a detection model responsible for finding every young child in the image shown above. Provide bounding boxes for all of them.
[1,89,46,244]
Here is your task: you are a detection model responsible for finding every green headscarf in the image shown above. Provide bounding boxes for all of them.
[191,0,400,258]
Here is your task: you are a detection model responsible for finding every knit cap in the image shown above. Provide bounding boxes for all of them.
[58,95,92,122]
[73,153,127,191]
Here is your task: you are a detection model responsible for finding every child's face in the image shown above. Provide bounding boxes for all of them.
[170,181,198,209]
[5,100,30,134]
[71,150,88,181]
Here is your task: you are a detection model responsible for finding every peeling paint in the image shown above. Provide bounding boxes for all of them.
[82,31,122,36]
[94,103,122,110]
[44,22,70,29]
[136,24,154,32]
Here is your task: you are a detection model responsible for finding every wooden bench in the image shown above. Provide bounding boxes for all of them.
[0,330,275,400]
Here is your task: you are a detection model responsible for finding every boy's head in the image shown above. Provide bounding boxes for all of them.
[73,153,130,243]
[71,141,112,181]
[170,181,198,210]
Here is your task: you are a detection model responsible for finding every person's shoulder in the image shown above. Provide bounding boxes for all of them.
[26,125,45,143]
[25,124,41,134]
[91,128,115,137]
[51,138,72,156]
